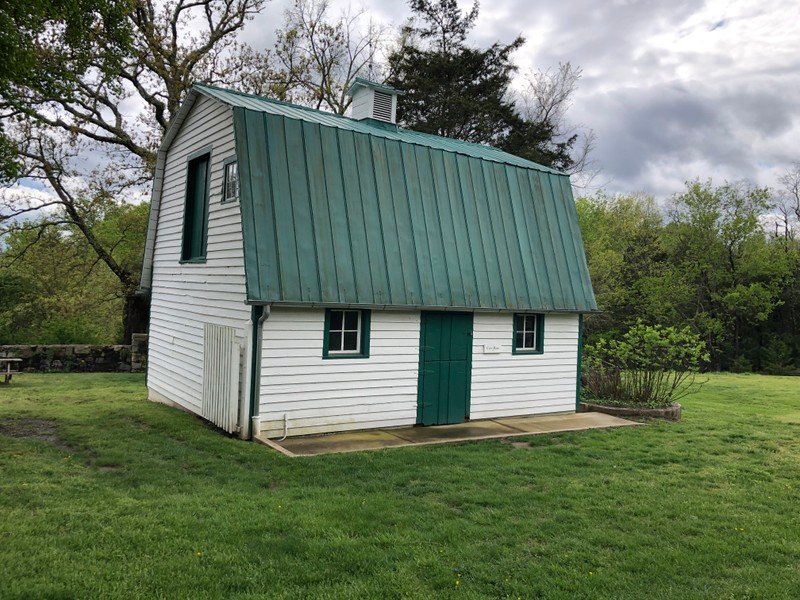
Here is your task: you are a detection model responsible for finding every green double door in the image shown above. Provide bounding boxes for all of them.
[417,312,474,426]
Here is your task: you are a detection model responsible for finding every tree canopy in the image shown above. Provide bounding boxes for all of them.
[578,178,800,374]
[1,0,267,340]
[386,0,581,171]
[0,0,132,182]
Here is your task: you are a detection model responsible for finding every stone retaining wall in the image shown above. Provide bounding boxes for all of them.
[0,334,148,373]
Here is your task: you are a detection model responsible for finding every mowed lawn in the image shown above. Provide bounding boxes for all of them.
[1,374,799,599]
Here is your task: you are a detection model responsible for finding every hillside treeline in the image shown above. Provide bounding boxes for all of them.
[3,177,800,376]
[579,179,800,373]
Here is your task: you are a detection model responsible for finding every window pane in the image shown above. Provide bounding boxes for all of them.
[329,331,342,351]
[330,310,343,331]
[515,315,525,332]
[344,310,359,330]
[225,162,239,200]
[524,332,534,348]
[343,331,358,351]
[525,315,536,332]
[515,332,524,349]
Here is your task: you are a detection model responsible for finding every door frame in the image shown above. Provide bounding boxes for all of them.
[416,311,474,425]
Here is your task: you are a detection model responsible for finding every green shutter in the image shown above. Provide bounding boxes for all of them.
[182,153,210,262]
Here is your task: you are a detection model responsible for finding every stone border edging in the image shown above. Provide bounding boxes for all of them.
[579,401,681,421]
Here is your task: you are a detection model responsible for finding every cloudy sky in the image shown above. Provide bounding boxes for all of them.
[6,0,797,211]
[249,0,800,200]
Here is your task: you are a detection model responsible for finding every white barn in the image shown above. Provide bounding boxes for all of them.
[139,80,597,440]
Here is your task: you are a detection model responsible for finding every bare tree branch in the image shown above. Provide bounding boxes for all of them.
[2,0,268,303]
[261,0,389,115]
[517,62,599,180]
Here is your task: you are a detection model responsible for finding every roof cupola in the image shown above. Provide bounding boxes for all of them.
[346,78,405,124]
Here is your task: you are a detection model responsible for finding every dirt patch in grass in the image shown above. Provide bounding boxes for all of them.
[0,418,75,453]
[124,417,152,431]
[96,464,125,473]
[509,440,533,449]
[500,438,565,450]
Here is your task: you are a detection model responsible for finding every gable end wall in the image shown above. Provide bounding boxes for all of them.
[147,95,250,415]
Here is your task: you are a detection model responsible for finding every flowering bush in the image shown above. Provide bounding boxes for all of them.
[582,322,709,407]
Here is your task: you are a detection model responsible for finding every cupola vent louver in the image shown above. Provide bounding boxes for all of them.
[346,77,405,124]
[372,91,393,121]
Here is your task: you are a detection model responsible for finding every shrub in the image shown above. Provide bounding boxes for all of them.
[582,322,709,407]
[729,355,753,374]
[760,335,798,376]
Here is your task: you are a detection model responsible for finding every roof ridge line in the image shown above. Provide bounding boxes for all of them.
[193,82,565,177]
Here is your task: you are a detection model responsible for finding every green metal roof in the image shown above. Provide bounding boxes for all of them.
[197,83,562,175]
[196,83,596,312]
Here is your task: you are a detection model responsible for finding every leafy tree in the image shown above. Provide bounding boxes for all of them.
[663,180,784,367]
[0,0,132,182]
[576,180,800,373]
[0,212,144,344]
[576,192,666,338]
[1,0,267,341]
[763,165,800,371]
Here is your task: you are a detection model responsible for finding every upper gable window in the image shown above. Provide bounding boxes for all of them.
[181,152,211,262]
[223,159,239,203]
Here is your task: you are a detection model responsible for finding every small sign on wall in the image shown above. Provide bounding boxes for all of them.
[483,344,502,353]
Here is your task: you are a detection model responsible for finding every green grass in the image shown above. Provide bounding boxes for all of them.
[1,374,799,599]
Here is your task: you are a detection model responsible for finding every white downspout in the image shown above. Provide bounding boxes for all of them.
[247,304,270,440]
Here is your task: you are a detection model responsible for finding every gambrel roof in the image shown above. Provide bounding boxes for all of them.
[143,83,597,312]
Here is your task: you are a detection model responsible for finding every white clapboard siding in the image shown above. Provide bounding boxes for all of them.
[469,313,579,419]
[258,308,421,437]
[147,95,250,416]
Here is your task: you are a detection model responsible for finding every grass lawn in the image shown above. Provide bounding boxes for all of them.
[1,374,799,599]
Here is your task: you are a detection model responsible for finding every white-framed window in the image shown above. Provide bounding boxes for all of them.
[513,313,544,354]
[324,309,370,358]
[223,159,239,202]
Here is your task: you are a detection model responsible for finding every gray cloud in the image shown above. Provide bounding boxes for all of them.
[490,0,800,197]
[246,0,800,198]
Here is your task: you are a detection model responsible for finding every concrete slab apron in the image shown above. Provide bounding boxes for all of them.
[255,412,640,457]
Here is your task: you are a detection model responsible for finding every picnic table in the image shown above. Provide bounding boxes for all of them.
[1,357,22,384]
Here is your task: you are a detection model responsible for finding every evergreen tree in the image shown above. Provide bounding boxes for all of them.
[387,0,521,146]
[387,0,575,169]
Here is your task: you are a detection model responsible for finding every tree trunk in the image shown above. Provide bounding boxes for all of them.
[123,293,151,344]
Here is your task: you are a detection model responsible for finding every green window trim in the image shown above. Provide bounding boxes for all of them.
[180,147,212,263]
[512,313,545,355]
[222,156,239,203]
[323,309,371,359]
